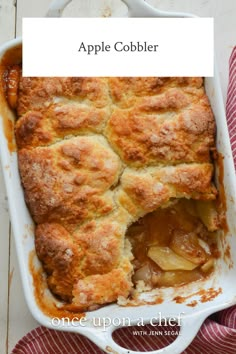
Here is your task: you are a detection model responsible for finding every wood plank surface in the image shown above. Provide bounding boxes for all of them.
[0,0,16,44]
[7,238,38,353]
[0,1,16,353]
[0,173,10,354]
[7,1,51,352]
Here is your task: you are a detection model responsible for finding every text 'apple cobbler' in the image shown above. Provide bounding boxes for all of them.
[3,68,223,311]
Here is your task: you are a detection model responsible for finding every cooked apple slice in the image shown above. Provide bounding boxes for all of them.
[195,200,219,231]
[170,230,207,265]
[152,269,203,287]
[201,258,215,273]
[147,246,198,271]
[133,264,152,283]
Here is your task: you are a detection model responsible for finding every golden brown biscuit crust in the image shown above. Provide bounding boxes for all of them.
[18,136,121,230]
[15,76,216,310]
[105,97,215,166]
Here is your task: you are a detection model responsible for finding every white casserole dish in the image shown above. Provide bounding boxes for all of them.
[1,1,236,353]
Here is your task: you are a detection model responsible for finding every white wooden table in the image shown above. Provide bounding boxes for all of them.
[0,0,235,353]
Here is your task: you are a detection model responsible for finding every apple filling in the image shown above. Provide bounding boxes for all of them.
[126,199,220,288]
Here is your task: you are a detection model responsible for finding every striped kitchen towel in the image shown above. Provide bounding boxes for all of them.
[12,47,236,354]
[227,46,236,165]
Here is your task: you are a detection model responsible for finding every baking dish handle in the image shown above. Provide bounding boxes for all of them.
[46,0,72,17]
[83,314,205,354]
[46,0,196,18]
[121,0,196,18]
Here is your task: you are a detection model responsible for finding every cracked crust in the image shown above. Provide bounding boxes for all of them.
[18,135,121,231]
[14,76,217,310]
[105,97,215,166]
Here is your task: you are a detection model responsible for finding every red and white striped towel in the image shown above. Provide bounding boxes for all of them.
[227,47,236,166]
[12,47,236,354]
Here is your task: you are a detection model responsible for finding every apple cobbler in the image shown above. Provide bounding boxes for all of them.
[3,69,222,311]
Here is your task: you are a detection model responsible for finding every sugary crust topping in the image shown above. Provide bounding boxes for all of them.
[15,105,110,149]
[35,209,133,307]
[35,223,78,301]
[15,76,216,310]
[108,77,203,108]
[18,136,121,230]
[120,164,216,218]
[72,266,133,311]
[17,77,110,116]
[106,97,214,166]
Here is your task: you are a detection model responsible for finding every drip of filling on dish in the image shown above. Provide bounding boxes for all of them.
[3,66,223,311]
